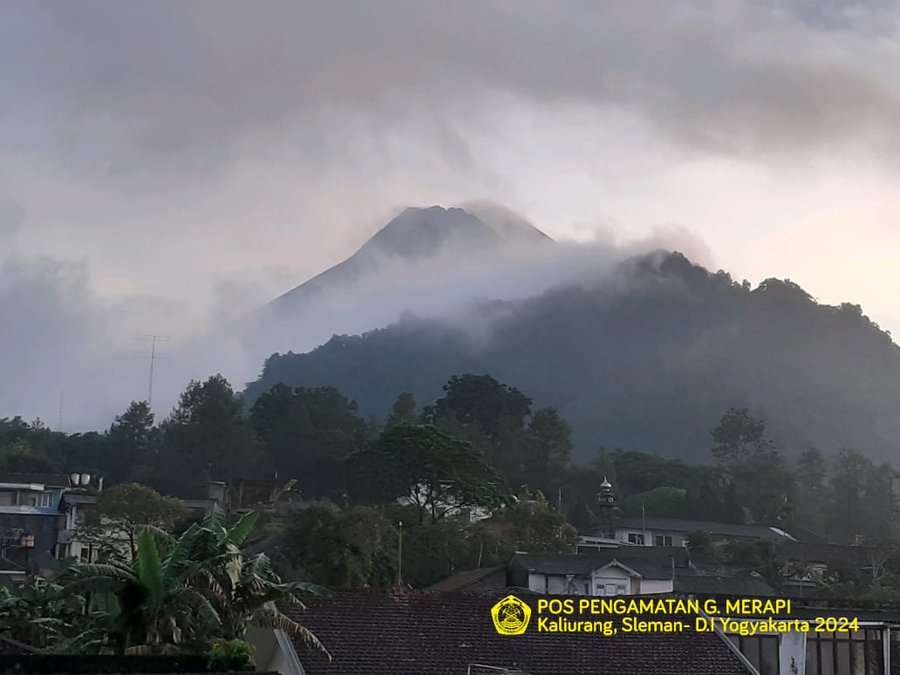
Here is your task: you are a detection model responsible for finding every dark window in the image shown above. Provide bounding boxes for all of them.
[654,535,673,546]
[807,628,883,675]
[627,533,645,545]
[737,635,779,675]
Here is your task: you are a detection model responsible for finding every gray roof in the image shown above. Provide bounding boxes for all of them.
[674,574,775,596]
[511,547,691,581]
[610,517,797,542]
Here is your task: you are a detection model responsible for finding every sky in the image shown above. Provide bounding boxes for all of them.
[2,0,900,427]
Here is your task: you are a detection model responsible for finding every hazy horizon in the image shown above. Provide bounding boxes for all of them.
[3,1,900,429]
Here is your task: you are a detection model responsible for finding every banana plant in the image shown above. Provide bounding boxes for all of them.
[65,528,221,654]
[62,510,328,658]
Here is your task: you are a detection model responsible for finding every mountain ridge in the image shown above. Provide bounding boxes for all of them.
[246,251,900,464]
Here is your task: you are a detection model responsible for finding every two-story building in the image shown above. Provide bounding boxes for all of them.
[578,515,800,551]
[0,473,74,577]
[507,546,775,598]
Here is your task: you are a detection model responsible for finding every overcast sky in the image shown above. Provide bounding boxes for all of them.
[3,0,900,425]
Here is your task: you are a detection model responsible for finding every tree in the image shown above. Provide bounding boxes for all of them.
[710,409,791,522]
[622,486,689,518]
[0,577,90,651]
[711,408,771,464]
[77,483,190,561]
[796,448,826,492]
[272,503,397,588]
[107,401,156,484]
[250,384,366,498]
[64,512,328,657]
[478,490,576,557]
[386,393,418,429]
[160,375,260,496]
[0,439,57,473]
[826,448,870,544]
[351,424,509,524]
[427,374,531,444]
[519,407,572,494]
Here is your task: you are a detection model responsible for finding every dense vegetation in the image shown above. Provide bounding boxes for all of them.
[247,252,900,463]
[4,358,900,652]
[0,511,324,663]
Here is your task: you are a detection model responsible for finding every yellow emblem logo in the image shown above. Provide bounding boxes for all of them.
[491,595,531,636]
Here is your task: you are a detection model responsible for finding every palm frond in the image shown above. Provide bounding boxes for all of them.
[251,606,331,660]
[227,511,259,547]
[135,530,164,613]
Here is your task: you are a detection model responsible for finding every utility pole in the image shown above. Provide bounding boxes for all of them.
[397,520,404,587]
[57,391,64,432]
[139,335,169,406]
[148,336,157,405]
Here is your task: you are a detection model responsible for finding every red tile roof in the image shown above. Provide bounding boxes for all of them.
[285,590,752,675]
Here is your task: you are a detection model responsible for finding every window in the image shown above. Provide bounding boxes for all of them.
[654,535,673,546]
[627,533,645,545]
[28,493,51,507]
[727,634,779,675]
[807,629,883,675]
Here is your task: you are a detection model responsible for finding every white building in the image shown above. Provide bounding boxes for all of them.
[578,515,798,552]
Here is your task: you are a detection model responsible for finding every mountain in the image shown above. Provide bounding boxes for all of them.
[268,205,551,314]
[246,251,900,464]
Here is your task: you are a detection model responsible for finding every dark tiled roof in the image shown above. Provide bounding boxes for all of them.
[285,590,752,675]
[611,517,796,542]
[0,473,71,487]
[511,547,690,581]
[426,566,506,592]
[776,542,871,566]
[674,574,775,596]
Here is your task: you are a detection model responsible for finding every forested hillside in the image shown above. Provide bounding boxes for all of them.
[246,252,900,462]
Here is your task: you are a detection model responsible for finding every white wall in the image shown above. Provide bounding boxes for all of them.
[640,579,674,594]
[613,528,686,547]
[591,566,632,596]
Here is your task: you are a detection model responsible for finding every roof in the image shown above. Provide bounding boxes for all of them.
[673,574,775,596]
[775,541,872,566]
[0,556,26,574]
[426,566,506,592]
[610,517,797,542]
[0,473,71,487]
[0,637,36,655]
[0,654,274,672]
[285,590,752,675]
[511,547,691,581]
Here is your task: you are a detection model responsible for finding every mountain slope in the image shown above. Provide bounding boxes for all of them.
[269,205,551,314]
[246,252,900,463]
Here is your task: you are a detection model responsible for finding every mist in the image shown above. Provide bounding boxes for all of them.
[0,203,713,430]
[4,1,900,430]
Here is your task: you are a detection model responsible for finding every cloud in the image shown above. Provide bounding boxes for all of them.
[6,0,899,178]
[2,1,900,427]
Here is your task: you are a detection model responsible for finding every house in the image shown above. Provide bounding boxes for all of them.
[248,588,900,675]
[507,546,775,598]
[0,473,74,574]
[578,515,799,551]
[251,590,754,675]
[228,478,298,514]
[773,541,879,599]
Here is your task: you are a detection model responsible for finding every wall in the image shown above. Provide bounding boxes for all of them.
[640,579,674,594]
[614,528,686,547]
